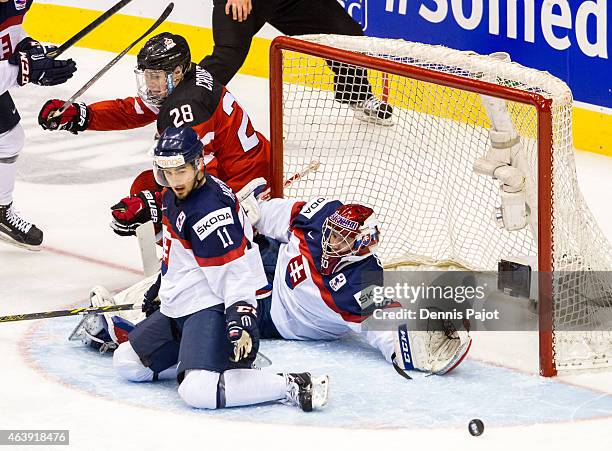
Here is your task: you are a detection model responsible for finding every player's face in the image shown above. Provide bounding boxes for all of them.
[163,164,198,199]
[143,69,169,98]
[328,230,355,256]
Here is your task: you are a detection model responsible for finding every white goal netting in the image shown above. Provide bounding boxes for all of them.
[273,34,612,373]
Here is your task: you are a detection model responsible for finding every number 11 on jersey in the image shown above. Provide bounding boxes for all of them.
[217,227,234,248]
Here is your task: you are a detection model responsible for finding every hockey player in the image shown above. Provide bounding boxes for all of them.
[234,188,472,376]
[200,0,393,124]
[37,32,269,194]
[111,126,329,411]
[0,0,76,249]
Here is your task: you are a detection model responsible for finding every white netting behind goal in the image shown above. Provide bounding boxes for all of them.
[273,35,612,373]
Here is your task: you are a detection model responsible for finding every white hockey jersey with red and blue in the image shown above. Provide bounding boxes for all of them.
[0,0,30,93]
[159,174,268,318]
[257,197,396,361]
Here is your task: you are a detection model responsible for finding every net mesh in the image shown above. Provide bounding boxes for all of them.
[274,35,612,372]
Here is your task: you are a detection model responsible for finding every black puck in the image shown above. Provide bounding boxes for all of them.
[468,419,484,436]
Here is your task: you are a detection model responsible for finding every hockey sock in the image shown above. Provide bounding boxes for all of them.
[222,369,286,407]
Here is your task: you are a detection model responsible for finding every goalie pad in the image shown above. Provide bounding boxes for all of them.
[474,119,530,232]
[392,323,472,375]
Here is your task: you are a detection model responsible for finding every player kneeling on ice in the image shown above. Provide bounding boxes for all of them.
[237,191,472,377]
[106,126,328,411]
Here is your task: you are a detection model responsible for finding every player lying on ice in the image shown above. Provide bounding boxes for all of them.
[73,175,472,381]
[37,32,269,194]
[92,126,329,412]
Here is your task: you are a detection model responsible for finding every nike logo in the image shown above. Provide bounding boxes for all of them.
[11,108,16,114]
[307,231,314,239]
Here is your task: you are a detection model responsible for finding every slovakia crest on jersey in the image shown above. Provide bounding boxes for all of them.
[14,0,27,10]
[285,255,307,289]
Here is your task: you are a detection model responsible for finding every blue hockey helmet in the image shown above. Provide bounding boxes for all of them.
[152,127,204,187]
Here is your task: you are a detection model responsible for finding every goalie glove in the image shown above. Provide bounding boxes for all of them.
[226,301,259,363]
[392,319,472,376]
[110,190,162,237]
[9,38,77,86]
[236,177,268,226]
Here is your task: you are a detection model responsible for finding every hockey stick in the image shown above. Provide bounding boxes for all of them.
[0,303,137,322]
[45,0,134,59]
[48,2,174,121]
[259,159,321,201]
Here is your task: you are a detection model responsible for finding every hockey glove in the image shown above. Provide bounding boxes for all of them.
[110,190,162,237]
[38,99,90,134]
[142,273,161,317]
[9,38,76,86]
[226,301,259,363]
[236,177,268,226]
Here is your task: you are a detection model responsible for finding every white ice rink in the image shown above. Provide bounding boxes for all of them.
[1,47,612,451]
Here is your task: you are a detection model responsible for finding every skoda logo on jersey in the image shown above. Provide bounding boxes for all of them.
[338,0,367,31]
[14,0,27,10]
[193,207,234,240]
[176,211,186,232]
[329,273,347,291]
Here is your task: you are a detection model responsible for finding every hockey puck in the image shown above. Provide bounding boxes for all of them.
[468,419,484,436]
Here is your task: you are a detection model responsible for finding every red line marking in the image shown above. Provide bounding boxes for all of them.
[42,245,143,275]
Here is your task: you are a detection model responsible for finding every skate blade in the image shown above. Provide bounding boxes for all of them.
[311,375,330,410]
[353,110,395,127]
[0,232,42,251]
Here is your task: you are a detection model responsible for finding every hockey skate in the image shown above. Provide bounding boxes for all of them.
[0,203,43,251]
[282,372,329,412]
[349,95,394,126]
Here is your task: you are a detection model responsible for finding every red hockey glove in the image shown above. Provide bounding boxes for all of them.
[38,99,90,134]
[110,190,162,237]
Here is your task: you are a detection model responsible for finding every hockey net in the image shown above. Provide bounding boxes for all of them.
[269,35,612,376]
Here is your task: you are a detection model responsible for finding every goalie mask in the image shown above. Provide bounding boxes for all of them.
[321,204,380,276]
[135,32,191,107]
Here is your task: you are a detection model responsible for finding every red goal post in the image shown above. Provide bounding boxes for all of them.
[267,35,605,377]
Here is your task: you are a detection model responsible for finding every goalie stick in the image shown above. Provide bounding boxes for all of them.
[48,2,174,122]
[135,221,159,277]
[45,0,134,59]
